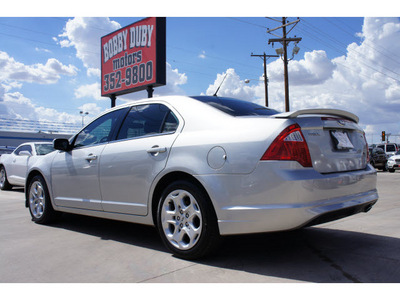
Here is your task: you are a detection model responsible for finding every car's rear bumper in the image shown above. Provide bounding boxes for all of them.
[196,162,378,235]
[387,161,400,169]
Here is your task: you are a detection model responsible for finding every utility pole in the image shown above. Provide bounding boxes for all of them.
[267,17,302,112]
[250,53,278,107]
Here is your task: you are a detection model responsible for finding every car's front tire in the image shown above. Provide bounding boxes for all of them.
[27,175,58,224]
[156,180,220,260]
[0,166,12,190]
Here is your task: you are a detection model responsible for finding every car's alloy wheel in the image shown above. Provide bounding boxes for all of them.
[0,166,12,190]
[161,189,203,250]
[157,180,220,259]
[29,180,46,219]
[28,175,58,224]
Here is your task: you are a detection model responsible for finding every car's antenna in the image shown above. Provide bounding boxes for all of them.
[213,73,228,97]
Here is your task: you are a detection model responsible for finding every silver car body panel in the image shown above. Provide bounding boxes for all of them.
[274,108,359,123]
[195,162,377,235]
[0,142,53,186]
[26,96,378,235]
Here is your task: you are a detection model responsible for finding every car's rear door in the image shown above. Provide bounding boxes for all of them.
[99,103,180,215]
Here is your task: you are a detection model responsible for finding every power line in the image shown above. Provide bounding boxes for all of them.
[298,19,400,84]
[227,17,267,29]
[324,17,400,68]
[301,18,400,80]
[0,31,99,55]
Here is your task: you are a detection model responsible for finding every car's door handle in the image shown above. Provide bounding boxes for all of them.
[147,146,167,154]
[85,154,98,162]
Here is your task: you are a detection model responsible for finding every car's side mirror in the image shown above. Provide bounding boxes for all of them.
[53,139,72,152]
[19,151,32,157]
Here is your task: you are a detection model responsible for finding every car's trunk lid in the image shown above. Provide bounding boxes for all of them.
[273,109,368,174]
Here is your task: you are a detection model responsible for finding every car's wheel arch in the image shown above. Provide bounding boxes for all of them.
[0,163,8,173]
[25,170,51,208]
[0,163,12,190]
[151,171,218,226]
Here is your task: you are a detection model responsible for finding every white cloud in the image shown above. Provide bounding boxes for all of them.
[87,67,101,77]
[167,62,188,87]
[0,51,77,84]
[199,50,206,59]
[1,81,22,93]
[1,91,83,125]
[205,68,261,103]
[268,50,335,85]
[78,102,103,116]
[58,17,121,69]
[35,47,51,53]
[204,18,400,144]
[74,82,103,101]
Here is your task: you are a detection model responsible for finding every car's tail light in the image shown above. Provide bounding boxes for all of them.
[261,124,312,167]
[363,132,369,162]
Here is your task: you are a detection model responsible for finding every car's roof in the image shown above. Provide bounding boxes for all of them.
[17,142,52,146]
[103,95,278,118]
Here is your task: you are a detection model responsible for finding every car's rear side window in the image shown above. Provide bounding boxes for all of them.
[190,96,279,116]
[117,104,178,140]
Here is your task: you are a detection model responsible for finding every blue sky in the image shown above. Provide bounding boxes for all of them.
[1,2,400,144]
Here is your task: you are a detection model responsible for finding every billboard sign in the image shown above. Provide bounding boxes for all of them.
[101,17,166,97]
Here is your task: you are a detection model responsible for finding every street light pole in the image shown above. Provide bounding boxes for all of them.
[80,111,89,127]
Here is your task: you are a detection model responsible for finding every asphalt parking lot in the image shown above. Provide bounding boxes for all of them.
[1,171,399,283]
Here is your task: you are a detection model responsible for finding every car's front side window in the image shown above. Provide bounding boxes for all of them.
[73,109,123,149]
[14,145,32,156]
[117,104,178,140]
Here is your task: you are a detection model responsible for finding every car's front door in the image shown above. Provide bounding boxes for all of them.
[51,108,126,210]
[99,103,180,215]
[8,144,33,185]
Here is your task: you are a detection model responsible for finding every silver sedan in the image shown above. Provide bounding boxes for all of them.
[25,96,378,259]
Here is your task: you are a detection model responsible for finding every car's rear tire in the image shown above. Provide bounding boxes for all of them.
[27,175,58,224]
[389,168,395,173]
[156,180,220,260]
[0,166,12,190]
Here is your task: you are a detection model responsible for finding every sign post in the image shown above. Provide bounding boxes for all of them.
[101,17,166,107]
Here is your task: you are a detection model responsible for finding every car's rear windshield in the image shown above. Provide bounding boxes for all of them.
[190,96,279,117]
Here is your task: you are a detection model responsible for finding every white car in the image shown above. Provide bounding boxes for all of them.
[387,150,400,173]
[24,96,378,259]
[0,142,54,190]
[376,143,398,157]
